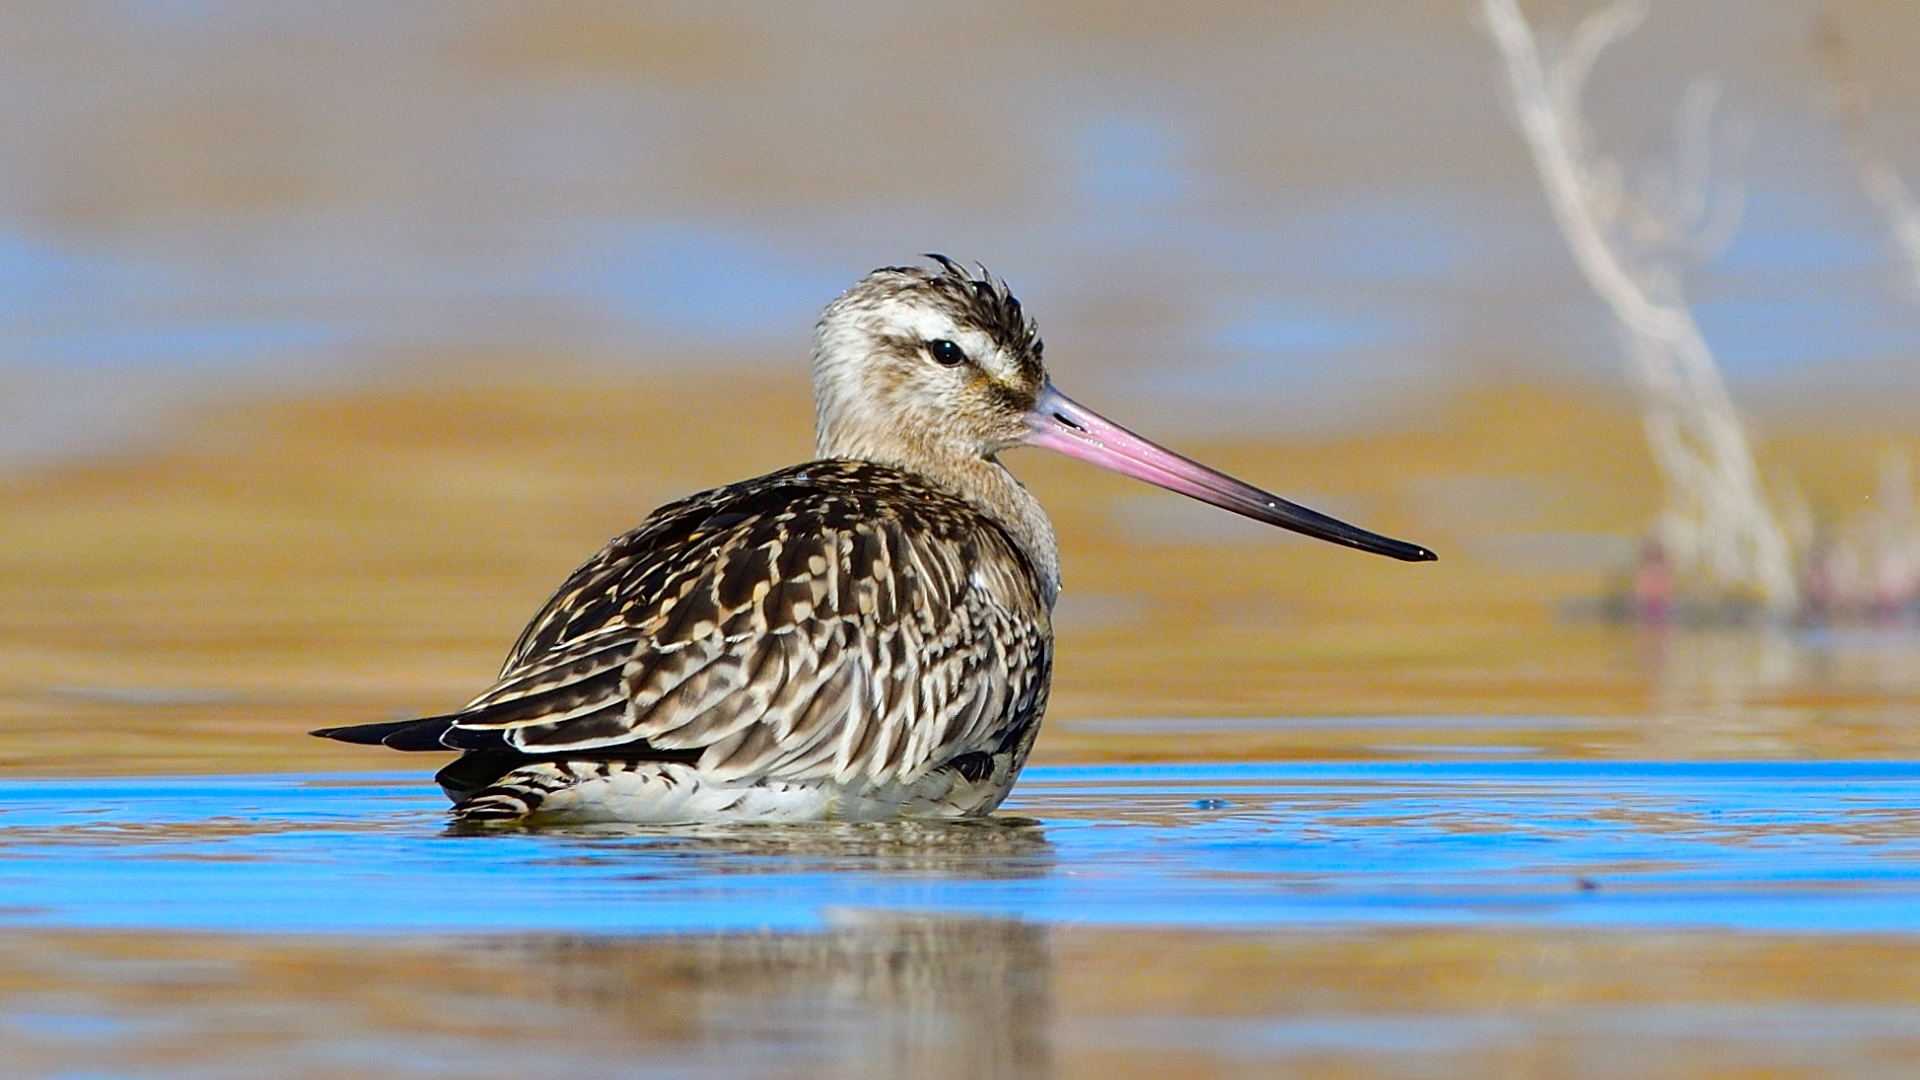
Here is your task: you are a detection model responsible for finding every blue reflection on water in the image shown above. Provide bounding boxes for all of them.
[27,323,337,369]
[1,762,1918,935]
[1694,295,1920,375]
[1210,299,1399,356]
[552,222,849,341]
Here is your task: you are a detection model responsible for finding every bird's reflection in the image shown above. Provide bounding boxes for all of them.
[450,814,1055,879]
[0,917,1055,1079]
[480,914,1054,1079]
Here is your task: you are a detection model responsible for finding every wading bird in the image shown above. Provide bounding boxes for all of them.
[314,258,1434,823]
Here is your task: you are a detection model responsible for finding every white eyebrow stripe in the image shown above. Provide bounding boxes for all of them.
[957,329,1007,374]
[885,310,1009,375]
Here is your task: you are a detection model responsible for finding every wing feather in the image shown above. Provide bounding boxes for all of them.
[428,462,1050,786]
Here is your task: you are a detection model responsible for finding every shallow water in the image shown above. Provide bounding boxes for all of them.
[3,763,1920,934]
[4,762,1920,1077]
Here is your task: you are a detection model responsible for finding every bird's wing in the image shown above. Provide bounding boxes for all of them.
[441,465,1052,785]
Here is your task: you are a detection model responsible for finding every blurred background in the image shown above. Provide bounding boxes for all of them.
[0,0,1917,773]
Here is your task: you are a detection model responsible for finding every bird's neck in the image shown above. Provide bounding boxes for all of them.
[819,439,1060,606]
[937,454,1061,607]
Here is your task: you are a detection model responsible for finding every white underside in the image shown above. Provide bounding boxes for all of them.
[517,760,1018,825]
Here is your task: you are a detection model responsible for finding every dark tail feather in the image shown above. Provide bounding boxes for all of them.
[310,717,421,745]
[310,693,560,751]
[311,715,458,750]
[315,663,631,753]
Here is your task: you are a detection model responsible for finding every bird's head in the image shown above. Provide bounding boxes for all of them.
[813,255,1045,465]
[811,256,1435,563]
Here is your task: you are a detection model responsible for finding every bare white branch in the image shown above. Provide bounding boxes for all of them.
[1483,0,1799,614]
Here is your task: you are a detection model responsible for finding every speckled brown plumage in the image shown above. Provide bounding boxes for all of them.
[324,459,1052,817]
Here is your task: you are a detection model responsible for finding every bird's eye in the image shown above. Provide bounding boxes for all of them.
[926,339,968,367]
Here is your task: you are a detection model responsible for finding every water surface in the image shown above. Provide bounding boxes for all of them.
[5,761,1920,1078]
[3,762,1917,934]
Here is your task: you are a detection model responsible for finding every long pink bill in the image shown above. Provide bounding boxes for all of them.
[1024,384,1436,562]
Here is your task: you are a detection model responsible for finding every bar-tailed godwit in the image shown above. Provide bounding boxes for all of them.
[315,258,1433,822]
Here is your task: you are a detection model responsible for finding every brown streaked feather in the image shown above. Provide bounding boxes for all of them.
[415,460,1051,788]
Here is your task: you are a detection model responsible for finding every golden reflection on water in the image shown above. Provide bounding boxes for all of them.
[0,377,1916,774]
[5,922,1920,1079]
